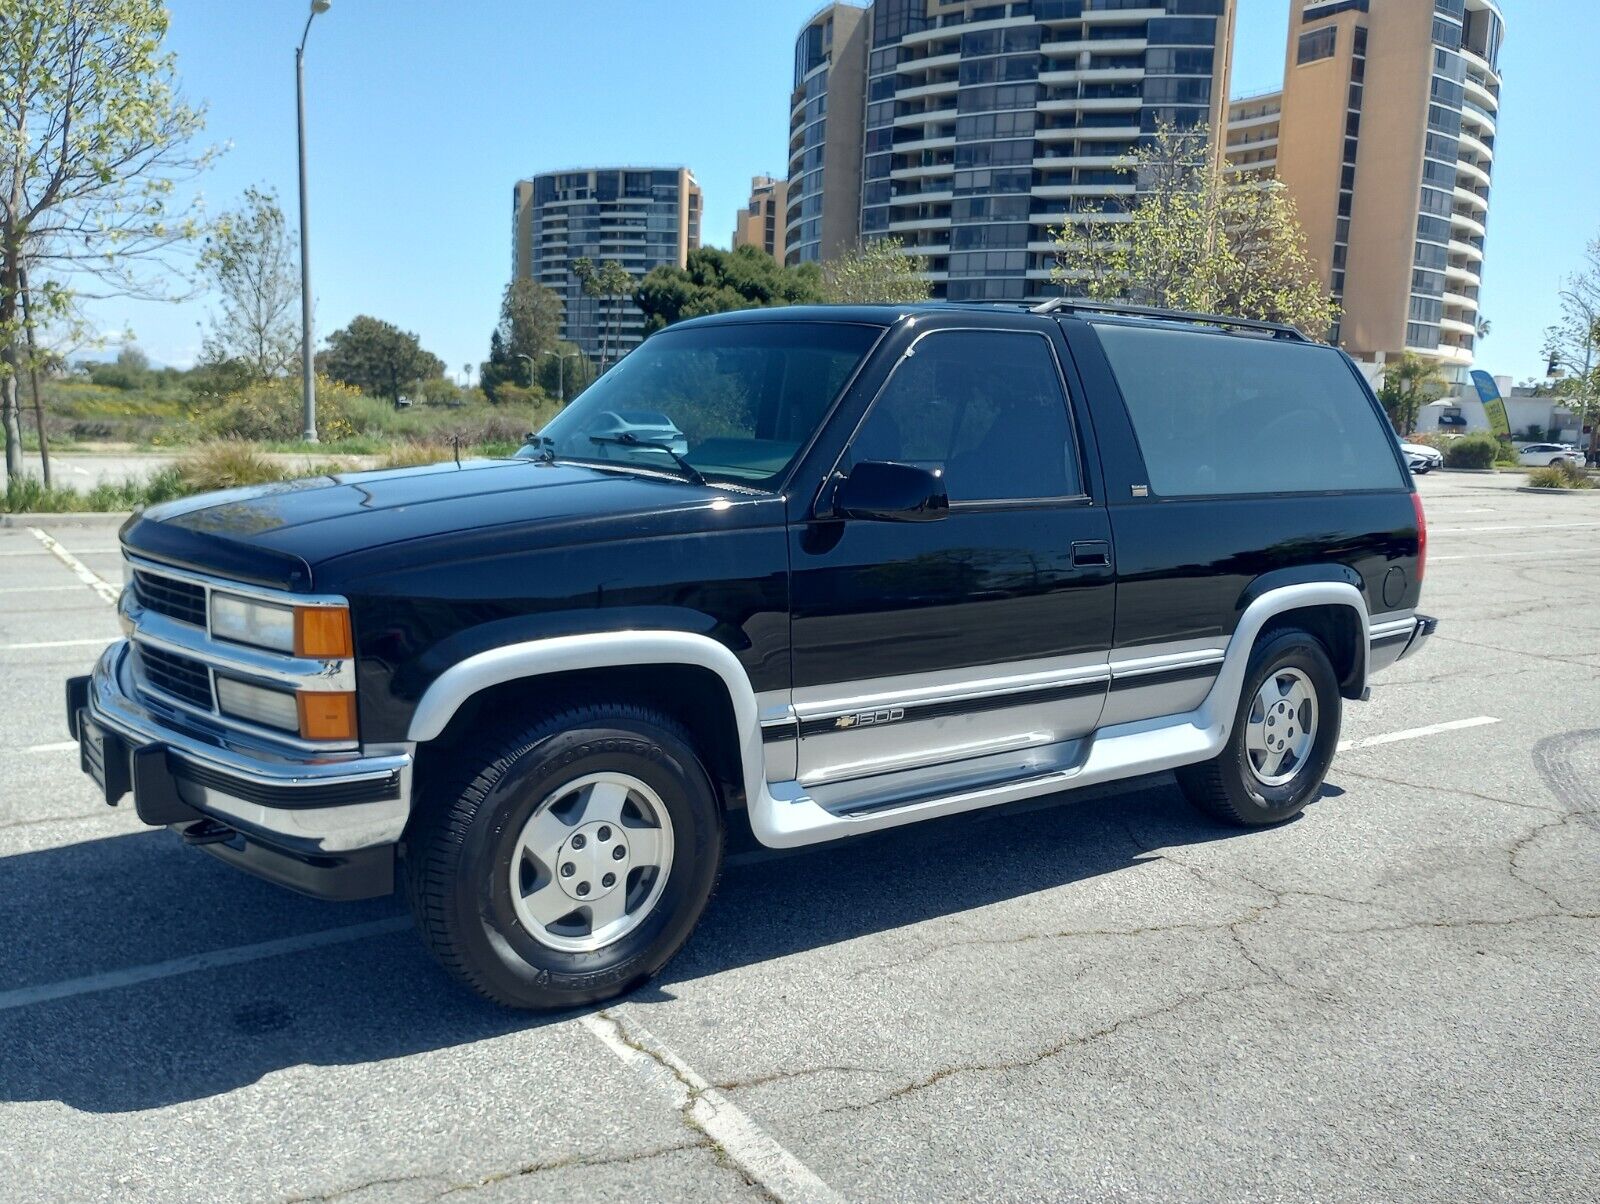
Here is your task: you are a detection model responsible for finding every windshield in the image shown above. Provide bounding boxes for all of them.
[522,321,880,489]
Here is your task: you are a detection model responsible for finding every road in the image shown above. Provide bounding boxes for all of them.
[1,472,1597,1202]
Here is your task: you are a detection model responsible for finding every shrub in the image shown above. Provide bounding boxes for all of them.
[193,375,365,444]
[1493,438,1519,466]
[2,472,185,514]
[378,443,452,469]
[1527,462,1595,490]
[177,441,293,493]
[489,382,549,409]
[1444,434,1499,469]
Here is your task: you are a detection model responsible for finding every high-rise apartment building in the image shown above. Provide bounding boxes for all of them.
[733,176,789,259]
[787,0,1236,300]
[512,167,702,365]
[787,3,870,265]
[1226,0,1504,376]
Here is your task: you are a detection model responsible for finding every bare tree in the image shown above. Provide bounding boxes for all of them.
[1544,235,1600,458]
[198,186,300,380]
[1052,122,1337,338]
[1,0,214,480]
[821,237,931,304]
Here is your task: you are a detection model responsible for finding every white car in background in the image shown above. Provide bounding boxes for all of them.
[1401,442,1444,474]
[1518,443,1588,468]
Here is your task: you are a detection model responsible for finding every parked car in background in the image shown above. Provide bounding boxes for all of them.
[1401,442,1443,474]
[1518,443,1586,468]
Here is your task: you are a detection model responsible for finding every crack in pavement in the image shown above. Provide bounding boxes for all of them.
[591,1010,777,1202]
[1332,764,1563,816]
[282,1143,701,1204]
[810,981,1266,1117]
[431,1143,707,1200]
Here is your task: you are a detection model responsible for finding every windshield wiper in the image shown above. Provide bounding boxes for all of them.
[588,433,706,486]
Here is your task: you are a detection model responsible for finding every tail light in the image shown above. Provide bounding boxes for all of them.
[1412,492,1427,583]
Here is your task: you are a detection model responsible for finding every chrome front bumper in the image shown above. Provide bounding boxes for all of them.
[75,640,412,857]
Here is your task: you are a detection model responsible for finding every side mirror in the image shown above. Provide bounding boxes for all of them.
[832,460,949,523]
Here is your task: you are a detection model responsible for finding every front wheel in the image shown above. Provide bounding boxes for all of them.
[1177,629,1342,827]
[405,702,724,1009]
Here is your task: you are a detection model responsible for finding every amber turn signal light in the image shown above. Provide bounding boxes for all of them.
[294,606,353,659]
[298,691,357,741]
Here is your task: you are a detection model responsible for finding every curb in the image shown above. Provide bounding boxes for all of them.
[1516,486,1600,497]
[1439,467,1498,475]
[0,512,132,529]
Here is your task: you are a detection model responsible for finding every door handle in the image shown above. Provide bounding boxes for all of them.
[1071,540,1111,568]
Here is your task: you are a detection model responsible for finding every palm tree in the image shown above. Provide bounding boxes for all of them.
[1378,352,1448,436]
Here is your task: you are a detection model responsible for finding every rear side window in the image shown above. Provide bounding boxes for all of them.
[1094,324,1406,497]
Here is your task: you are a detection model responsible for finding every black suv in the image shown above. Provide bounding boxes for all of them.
[67,302,1436,1009]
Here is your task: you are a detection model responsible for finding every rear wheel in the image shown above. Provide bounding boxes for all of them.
[1177,629,1341,827]
[405,702,723,1010]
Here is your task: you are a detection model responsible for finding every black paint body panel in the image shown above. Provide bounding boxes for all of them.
[116,303,1423,752]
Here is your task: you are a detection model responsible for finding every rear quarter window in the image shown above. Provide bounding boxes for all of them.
[1093,323,1407,497]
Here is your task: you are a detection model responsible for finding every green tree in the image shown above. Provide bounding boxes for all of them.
[197,186,300,380]
[321,315,446,403]
[1052,123,1337,338]
[479,327,517,402]
[480,279,564,402]
[499,277,563,360]
[1544,234,1600,459]
[536,340,593,402]
[1,0,213,481]
[1378,352,1448,436]
[821,237,931,304]
[634,245,824,334]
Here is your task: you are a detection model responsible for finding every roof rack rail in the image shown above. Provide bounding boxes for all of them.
[1028,298,1310,342]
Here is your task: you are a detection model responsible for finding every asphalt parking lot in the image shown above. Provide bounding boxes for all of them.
[2,472,1598,1203]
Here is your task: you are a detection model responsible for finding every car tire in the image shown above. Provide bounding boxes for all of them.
[1176,628,1342,827]
[405,702,724,1010]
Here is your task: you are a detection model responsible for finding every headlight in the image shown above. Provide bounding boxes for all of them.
[215,676,301,732]
[211,594,353,659]
[211,594,295,653]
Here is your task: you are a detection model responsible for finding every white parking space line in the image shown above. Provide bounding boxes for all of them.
[17,741,78,754]
[1431,521,1600,534]
[1433,551,1600,564]
[0,547,119,557]
[1339,716,1499,752]
[0,918,412,1013]
[2,637,116,651]
[581,1012,842,1204]
[27,528,120,605]
[0,585,93,595]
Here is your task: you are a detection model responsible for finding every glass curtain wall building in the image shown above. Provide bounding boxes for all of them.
[512,167,703,366]
[790,0,1236,299]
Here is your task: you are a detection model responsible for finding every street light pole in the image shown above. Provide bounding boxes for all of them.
[551,349,579,404]
[296,0,331,444]
[516,353,535,389]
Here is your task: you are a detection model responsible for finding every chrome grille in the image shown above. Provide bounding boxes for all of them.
[138,645,215,710]
[134,570,206,627]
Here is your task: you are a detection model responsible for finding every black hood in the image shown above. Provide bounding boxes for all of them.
[121,459,762,592]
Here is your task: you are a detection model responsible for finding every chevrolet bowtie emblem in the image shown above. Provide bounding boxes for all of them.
[834,714,858,729]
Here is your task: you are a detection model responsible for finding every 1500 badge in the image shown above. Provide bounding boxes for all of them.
[835,707,906,730]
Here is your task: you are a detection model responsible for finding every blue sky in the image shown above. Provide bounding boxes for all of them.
[91,1,1590,385]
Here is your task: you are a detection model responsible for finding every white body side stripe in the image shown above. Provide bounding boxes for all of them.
[405,582,1371,850]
